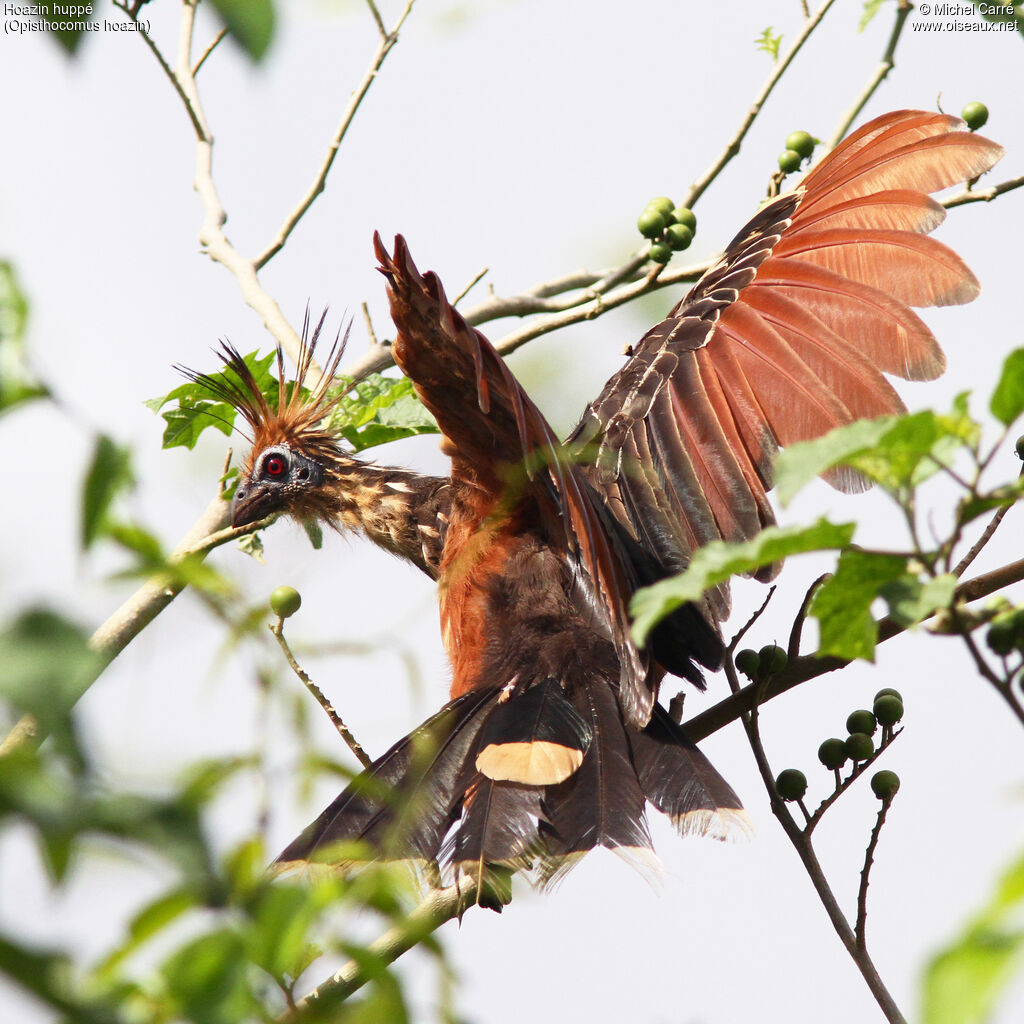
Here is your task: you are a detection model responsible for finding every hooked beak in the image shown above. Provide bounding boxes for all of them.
[231,483,279,528]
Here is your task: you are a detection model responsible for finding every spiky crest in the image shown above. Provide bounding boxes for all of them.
[178,309,351,469]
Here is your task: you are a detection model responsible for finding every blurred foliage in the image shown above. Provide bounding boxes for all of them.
[35,1,277,60]
[0,605,444,1022]
[923,850,1024,1024]
[0,261,47,415]
[755,25,782,60]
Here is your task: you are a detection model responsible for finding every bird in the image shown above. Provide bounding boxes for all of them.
[186,110,1002,894]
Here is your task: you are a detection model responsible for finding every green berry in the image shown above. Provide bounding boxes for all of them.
[270,585,302,619]
[647,196,675,218]
[670,207,697,231]
[785,131,815,159]
[648,242,672,264]
[818,738,848,771]
[961,102,989,131]
[735,648,761,680]
[846,709,877,737]
[758,644,788,676]
[873,695,904,727]
[987,616,1017,656]
[637,208,667,239]
[665,223,694,251]
[870,770,901,800]
[776,768,807,801]
[845,732,875,762]
[1015,435,1024,461]
[874,687,903,704]
[778,149,802,174]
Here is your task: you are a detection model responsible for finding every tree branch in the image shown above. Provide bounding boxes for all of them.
[287,878,501,1017]
[827,0,914,150]
[681,0,839,209]
[255,0,417,270]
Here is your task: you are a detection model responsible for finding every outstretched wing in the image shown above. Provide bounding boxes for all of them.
[569,110,1003,620]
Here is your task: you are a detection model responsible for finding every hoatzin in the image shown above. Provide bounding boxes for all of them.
[190,110,1001,888]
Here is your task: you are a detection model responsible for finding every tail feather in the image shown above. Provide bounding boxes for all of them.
[277,681,745,886]
[276,688,500,867]
[630,706,750,841]
[540,680,652,869]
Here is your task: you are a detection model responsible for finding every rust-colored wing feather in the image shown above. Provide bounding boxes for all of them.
[570,110,1002,614]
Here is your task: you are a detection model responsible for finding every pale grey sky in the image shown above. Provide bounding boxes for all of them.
[2,2,1023,1022]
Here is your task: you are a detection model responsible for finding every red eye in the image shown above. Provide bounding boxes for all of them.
[263,455,286,478]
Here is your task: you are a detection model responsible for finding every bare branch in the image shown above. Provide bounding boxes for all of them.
[269,620,373,770]
[856,798,894,952]
[943,174,1024,209]
[193,27,228,77]
[681,0,839,209]
[827,0,914,150]
[255,0,417,270]
[287,877,506,1017]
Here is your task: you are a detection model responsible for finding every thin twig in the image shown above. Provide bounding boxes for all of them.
[728,586,777,652]
[360,302,380,348]
[681,0,839,209]
[856,798,894,952]
[943,174,1024,209]
[452,267,489,307]
[255,0,417,270]
[788,573,828,659]
[827,0,914,150]
[953,503,1014,578]
[269,621,373,769]
[193,27,228,77]
[365,0,388,39]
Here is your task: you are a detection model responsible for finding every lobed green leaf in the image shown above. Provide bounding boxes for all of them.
[630,520,855,645]
[990,348,1024,426]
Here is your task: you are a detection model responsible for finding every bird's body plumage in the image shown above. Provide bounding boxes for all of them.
[196,111,1002,893]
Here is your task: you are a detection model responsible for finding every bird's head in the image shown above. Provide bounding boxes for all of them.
[180,313,352,530]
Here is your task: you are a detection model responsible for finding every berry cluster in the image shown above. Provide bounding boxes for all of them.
[735,644,788,682]
[774,688,905,807]
[637,197,697,265]
[777,130,816,176]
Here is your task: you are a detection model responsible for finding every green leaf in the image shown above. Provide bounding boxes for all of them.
[859,0,888,31]
[990,348,1024,426]
[775,407,978,503]
[879,572,957,629]
[303,519,324,550]
[0,932,119,1024]
[148,350,275,451]
[328,374,439,453]
[96,887,200,978]
[37,10,98,55]
[81,436,135,550]
[208,0,276,61]
[775,418,894,505]
[630,520,855,645]
[923,851,1024,1024]
[755,26,782,60]
[0,609,104,756]
[0,261,47,415]
[810,551,909,660]
[161,928,255,1024]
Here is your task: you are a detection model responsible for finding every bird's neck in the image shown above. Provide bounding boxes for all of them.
[324,461,449,577]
